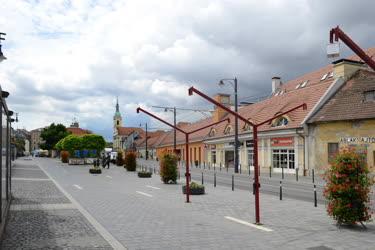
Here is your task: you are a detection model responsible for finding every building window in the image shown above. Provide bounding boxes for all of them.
[224,125,233,135]
[246,140,254,167]
[364,90,375,102]
[211,150,216,164]
[117,120,119,125]
[328,143,339,162]
[243,123,252,132]
[272,117,289,127]
[209,128,216,137]
[272,149,295,169]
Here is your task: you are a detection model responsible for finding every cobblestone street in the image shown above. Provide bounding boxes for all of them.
[1,159,123,249]
[5,157,372,250]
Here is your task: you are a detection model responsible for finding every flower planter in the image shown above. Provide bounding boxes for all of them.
[138,172,152,178]
[182,185,205,195]
[89,168,102,174]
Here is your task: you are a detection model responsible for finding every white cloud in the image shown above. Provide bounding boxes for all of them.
[1,0,375,140]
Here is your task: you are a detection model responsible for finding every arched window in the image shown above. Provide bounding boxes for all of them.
[272,117,289,127]
[208,128,216,137]
[117,120,119,125]
[224,125,233,135]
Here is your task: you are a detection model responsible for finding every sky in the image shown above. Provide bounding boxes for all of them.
[1,0,375,141]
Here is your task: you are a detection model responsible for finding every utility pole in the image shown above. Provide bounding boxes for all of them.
[234,78,239,174]
[173,107,176,151]
[145,123,148,160]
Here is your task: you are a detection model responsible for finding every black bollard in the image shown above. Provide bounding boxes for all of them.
[214,172,217,187]
[178,170,180,180]
[214,163,216,172]
[201,172,204,185]
[269,166,272,178]
[314,184,317,207]
[226,164,228,173]
[232,174,234,191]
[249,166,251,176]
[312,169,315,183]
[239,164,241,174]
[280,181,283,200]
[296,168,299,182]
[282,167,284,179]
[220,162,222,171]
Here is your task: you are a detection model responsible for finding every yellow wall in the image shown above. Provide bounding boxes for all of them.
[156,141,206,163]
[309,119,375,173]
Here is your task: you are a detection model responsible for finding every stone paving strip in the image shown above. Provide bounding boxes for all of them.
[1,161,126,250]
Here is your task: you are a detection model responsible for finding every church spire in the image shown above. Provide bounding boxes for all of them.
[116,96,120,113]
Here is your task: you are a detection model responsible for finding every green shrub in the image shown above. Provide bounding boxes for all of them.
[182,182,205,195]
[61,150,69,163]
[323,149,373,225]
[62,135,83,156]
[125,152,137,171]
[138,171,152,178]
[117,152,124,166]
[81,134,106,157]
[160,153,178,184]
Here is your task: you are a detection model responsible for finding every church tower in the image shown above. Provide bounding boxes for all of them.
[113,97,123,132]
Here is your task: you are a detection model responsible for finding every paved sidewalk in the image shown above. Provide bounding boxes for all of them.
[1,159,125,249]
[34,157,375,250]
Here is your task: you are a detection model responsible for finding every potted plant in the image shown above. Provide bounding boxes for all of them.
[182,181,205,195]
[323,149,373,227]
[160,153,178,184]
[60,150,69,163]
[125,152,137,171]
[117,152,124,166]
[89,159,102,174]
[138,171,152,178]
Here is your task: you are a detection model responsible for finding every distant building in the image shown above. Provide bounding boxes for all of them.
[66,121,92,136]
[30,128,44,151]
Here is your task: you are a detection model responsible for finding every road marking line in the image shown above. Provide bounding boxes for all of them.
[106,175,112,179]
[136,191,153,197]
[12,178,51,181]
[73,184,83,190]
[13,168,43,171]
[225,216,273,232]
[37,162,126,250]
[146,185,160,190]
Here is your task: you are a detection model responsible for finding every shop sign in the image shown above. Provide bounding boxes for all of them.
[246,140,254,147]
[271,137,294,147]
[340,137,375,143]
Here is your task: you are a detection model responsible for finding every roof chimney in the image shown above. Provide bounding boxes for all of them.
[272,77,282,93]
[213,93,230,122]
[332,59,365,79]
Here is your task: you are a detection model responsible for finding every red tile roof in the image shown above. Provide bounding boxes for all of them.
[67,127,92,136]
[152,47,375,147]
[117,127,145,136]
[308,69,375,122]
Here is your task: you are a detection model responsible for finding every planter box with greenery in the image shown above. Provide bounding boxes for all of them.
[324,149,373,227]
[61,150,69,163]
[160,153,178,184]
[89,167,102,174]
[138,171,152,178]
[182,182,205,195]
[125,152,137,171]
[117,152,124,166]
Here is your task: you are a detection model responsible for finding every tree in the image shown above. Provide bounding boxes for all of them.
[40,123,70,150]
[81,134,106,157]
[61,135,82,156]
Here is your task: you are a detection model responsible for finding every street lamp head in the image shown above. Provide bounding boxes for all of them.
[136,107,140,113]
[0,45,6,62]
[218,80,225,86]
[10,118,15,123]
[1,91,9,98]
[8,110,13,116]
[164,108,168,112]
[302,103,307,110]
[188,87,194,96]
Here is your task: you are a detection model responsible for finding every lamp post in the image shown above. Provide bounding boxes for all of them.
[0,32,6,63]
[189,86,306,224]
[219,78,239,173]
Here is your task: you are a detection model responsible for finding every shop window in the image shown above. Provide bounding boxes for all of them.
[328,143,339,162]
[247,140,254,167]
[272,149,295,169]
[211,150,216,164]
